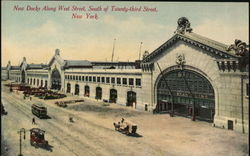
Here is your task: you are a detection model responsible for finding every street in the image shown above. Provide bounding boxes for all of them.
[1,81,249,156]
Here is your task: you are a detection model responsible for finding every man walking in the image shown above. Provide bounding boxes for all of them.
[32,117,36,124]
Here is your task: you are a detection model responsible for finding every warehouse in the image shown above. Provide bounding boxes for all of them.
[2,17,248,133]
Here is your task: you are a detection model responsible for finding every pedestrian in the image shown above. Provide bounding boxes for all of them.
[32,117,36,124]
[30,96,32,100]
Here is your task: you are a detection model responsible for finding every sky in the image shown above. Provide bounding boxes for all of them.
[1,1,249,66]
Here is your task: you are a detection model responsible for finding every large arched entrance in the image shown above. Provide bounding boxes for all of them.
[156,69,215,122]
[75,84,79,95]
[96,87,102,100]
[84,85,90,97]
[21,70,25,83]
[109,89,117,103]
[51,68,61,90]
[127,91,136,107]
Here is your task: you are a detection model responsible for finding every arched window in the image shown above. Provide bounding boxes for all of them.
[84,85,90,97]
[67,83,71,93]
[51,68,61,90]
[127,91,136,107]
[75,84,79,95]
[109,89,117,103]
[96,87,102,99]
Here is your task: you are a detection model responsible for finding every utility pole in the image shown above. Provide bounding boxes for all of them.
[18,128,26,156]
[138,42,143,60]
[156,62,174,117]
[111,38,116,62]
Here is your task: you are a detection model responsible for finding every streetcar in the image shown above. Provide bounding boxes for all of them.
[31,103,47,118]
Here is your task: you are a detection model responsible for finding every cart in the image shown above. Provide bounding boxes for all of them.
[113,118,137,135]
[30,128,48,147]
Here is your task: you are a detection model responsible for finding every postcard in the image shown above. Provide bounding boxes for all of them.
[1,1,249,156]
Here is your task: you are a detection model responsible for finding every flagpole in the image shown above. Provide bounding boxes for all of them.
[138,42,143,60]
[111,38,116,62]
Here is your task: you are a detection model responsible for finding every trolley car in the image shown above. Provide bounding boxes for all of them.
[31,103,47,118]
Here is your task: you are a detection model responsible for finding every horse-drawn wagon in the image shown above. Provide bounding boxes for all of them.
[113,118,137,135]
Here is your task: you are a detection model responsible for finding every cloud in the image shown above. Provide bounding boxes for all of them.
[193,19,249,44]
[30,20,61,36]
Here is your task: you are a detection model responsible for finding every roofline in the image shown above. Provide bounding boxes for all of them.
[142,32,239,63]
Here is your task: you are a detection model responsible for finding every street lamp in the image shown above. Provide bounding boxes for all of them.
[18,128,26,156]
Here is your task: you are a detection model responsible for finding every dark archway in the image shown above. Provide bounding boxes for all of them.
[156,69,215,122]
[51,68,61,90]
[127,91,136,107]
[96,87,102,100]
[21,70,25,83]
[84,85,90,97]
[109,89,117,103]
[67,83,71,93]
[75,84,79,95]
[45,80,48,89]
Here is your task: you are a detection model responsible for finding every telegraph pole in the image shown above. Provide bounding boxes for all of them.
[138,42,143,60]
[111,38,116,62]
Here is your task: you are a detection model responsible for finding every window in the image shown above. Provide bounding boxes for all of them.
[82,76,84,81]
[136,78,141,86]
[76,76,78,81]
[73,75,75,80]
[70,75,72,80]
[247,83,249,96]
[111,77,115,84]
[79,76,81,81]
[65,75,67,79]
[89,76,92,82]
[106,77,110,83]
[97,77,100,82]
[93,76,96,82]
[117,78,121,85]
[101,77,105,83]
[122,78,127,85]
[129,78,134,86]
[86,76,88,81]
